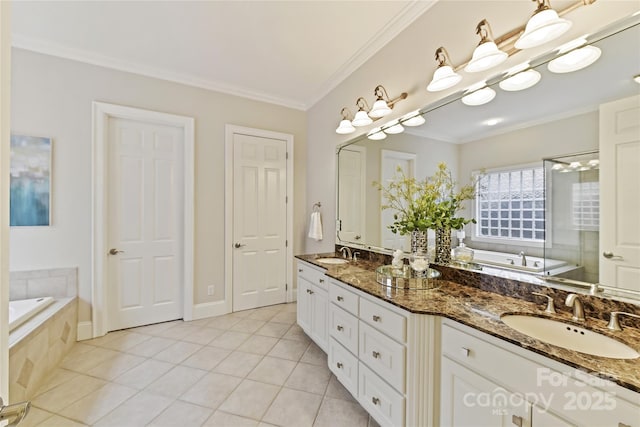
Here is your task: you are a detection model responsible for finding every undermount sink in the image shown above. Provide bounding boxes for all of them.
[315,257,349,265]
[501,314,640,360]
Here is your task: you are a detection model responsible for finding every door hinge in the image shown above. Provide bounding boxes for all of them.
[286,240,288,247]
[286,196,288,203]
[286,283,288,290]
[286,152,289,160]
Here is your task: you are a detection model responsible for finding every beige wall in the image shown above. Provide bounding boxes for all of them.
[10,48,307,324]
[304,0,635,254]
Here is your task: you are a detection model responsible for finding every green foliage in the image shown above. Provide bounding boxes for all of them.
[374,162,479,235]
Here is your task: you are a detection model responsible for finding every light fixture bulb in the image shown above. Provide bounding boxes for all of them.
[335,119,355,134]
[369,99,392,118]
[515,7,572,49]
[384,121,404,135]
[551,163,565,171]
[352,110,373,127]
[427,65,462,92]
[461,85,496,106]
[401,111,426,127]
[465,41,508,73]
[634,75,640,84]
[367,128,386,140]
[499,69,541,91]
[548,46,601,73]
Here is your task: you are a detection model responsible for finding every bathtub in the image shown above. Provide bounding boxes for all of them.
[9,297,55,332]
[469,249,567,273]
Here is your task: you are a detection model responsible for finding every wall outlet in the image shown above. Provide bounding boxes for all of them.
[207,285,214,296]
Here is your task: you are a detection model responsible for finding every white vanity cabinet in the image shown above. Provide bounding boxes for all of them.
[296,260,328,352]
[440,319,640,427]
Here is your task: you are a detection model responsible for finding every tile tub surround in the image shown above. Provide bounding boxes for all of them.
[18,303,379,427]
[10,267,78,300]
[297,253,640,393]
[9,297,78,403]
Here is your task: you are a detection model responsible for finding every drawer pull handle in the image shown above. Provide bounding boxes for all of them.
[372,351,380,359]
[306,289,310,294]
[337,296,344,302]
[372,397,380,405]
[336,362,343,369]
[461,347,470,358]
[337,325,344,331]
[298,268,303,272]
[372,315,381,322]
[309,290,314,295]
[512,415,523,427]
[319,279,325,283]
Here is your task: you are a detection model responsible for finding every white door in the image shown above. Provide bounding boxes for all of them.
[106,117,184,331]
[381,150,416,251]
[338,146,366,243]
[232,132,287,312]
[600,94,640,292]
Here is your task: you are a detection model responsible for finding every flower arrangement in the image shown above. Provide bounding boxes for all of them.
[375,162,478,235]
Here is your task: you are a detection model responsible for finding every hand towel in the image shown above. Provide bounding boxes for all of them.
[308,211,323,241]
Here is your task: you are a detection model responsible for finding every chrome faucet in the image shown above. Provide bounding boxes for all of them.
[339,246,352,260]
[519,251,527,267]
[565,294,585,321]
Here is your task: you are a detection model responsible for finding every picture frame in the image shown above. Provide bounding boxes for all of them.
[10,134,52,226]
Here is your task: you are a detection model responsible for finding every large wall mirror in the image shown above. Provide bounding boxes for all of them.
[336,13,640,299]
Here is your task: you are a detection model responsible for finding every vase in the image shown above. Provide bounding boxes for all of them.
[435,227,452,265]
[410,230,428,254]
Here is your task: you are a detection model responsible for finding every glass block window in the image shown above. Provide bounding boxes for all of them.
[572,181,599,230]
[475,166,545,242]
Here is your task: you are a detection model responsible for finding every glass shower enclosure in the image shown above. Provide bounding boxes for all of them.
[543,151,600,283]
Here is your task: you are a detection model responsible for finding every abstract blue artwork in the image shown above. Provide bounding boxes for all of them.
[10,134,52,226]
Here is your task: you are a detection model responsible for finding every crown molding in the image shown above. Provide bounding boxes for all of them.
[11,33,308,111]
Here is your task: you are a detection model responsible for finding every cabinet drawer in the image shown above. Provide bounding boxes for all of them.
[359,321,405,393]
[359,362,405,427]
[360,297,406,342]
[441,322,510,376]
[328,281,359,316]
[328,338,358,398]
[297,261,328,290]
[329,304,359,354]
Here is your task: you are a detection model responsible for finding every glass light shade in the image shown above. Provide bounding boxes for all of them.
[335,119,355,134]
[634,75,640,84]
[367,128,386,140]
[461,86,496,106]
[384,121,404,135]
[499,69,542,91]
[401,111,426,127]
[515,9,572,49]
[464,42,508,73]
[427,65,462,92]
[548,46,601,73]
[369,99,392,118]
[352,110,373,127]
[551,163,564,171]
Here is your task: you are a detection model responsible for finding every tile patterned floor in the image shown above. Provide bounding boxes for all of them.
[20,302,380,427]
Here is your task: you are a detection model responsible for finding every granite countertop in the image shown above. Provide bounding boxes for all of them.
[296,253,640,394]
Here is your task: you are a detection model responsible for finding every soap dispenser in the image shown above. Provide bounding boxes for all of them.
[452,230,474,263]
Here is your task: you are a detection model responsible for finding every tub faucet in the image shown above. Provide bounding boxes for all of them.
[565,294,585,322]
[519,251,527,267]
[339,246,352,259]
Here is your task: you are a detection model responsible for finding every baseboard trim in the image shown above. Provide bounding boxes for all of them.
[77,321,93,341]
[192,301,230,320]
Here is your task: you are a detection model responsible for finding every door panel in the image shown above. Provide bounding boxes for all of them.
[107,118,183,330]
[381,150,416,251]
[232,133,287,312]
[338,146,366,243]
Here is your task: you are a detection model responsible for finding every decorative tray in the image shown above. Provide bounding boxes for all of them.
[375,264,441,290]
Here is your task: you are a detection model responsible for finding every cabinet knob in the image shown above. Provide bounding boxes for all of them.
[319,279,325,283]
[298,268,303,272]
[372,351,380,359]
[512,415,523,427]
[337,325,344,331]
[336,362,343,369]
[306,289,311,294]
[372,315,381,322]
[337,296,344,302]
[309,290,314,295]
[460,347,470,358]
[372,397,380,405]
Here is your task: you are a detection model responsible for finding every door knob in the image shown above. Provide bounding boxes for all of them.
[234,243,246,249]
[603,251,623,260]
[109,248,124,255]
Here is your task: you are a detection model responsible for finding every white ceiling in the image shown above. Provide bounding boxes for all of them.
[11,0,436,110]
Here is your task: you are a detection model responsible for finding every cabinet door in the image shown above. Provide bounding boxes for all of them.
[310,284,328,351]
[296,277,311,333]
[440,357,531,427]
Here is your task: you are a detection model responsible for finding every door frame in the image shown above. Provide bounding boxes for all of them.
[224,125,294,313]
[91,101,194,338]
